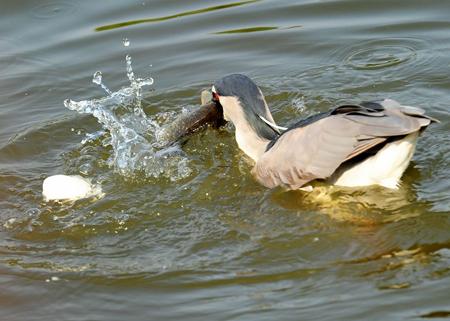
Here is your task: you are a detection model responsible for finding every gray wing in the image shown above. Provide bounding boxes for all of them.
[252,100,436,190]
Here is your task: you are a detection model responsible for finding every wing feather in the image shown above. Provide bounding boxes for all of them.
[253,101,434,189]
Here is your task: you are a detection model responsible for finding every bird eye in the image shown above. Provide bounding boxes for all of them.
[212,91,220,102]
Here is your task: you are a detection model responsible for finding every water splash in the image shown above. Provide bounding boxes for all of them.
[64,54,192,181]
[92,71,112,95]
[291,95,305,113]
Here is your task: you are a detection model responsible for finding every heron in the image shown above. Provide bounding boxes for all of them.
[211,74,438,190]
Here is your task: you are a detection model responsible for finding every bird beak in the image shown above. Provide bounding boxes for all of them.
[212,92,220,103]
[208,86,226,127]
[211,85,220,103]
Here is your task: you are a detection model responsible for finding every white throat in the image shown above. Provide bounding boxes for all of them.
[219,96,270,162]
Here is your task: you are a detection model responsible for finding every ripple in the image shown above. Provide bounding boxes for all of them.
[0,54,68,115]
[31,1,78,19]
[332,37,437,81]
[283,37,440,97]
[0,38,19,73]
[346,46,415,70]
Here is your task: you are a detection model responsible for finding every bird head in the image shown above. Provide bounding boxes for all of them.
[212,74,281,140]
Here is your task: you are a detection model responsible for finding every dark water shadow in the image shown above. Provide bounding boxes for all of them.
[95,0,260,32]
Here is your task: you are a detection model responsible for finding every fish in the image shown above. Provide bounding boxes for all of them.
[158,90,226,146]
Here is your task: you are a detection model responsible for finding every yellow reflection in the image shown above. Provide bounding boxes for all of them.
[271,180,426,225]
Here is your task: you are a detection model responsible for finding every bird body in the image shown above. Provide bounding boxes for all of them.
[330,132,418,189]
[212,74,437,190]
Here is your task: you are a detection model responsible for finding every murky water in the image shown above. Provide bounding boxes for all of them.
[1,1,449,320]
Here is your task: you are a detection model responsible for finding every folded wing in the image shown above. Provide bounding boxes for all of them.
[252,100,436,189]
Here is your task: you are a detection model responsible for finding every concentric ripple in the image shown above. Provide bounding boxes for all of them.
[328,37,438,81]
[288,37,440,97]
[346,45,415,70]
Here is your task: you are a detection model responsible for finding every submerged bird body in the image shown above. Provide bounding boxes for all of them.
[212,74,437,190]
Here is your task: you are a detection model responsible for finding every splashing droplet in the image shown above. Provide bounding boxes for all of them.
[125,54,135,83]
[292,96,305,113]
[64,99,72,109]
[92,71,112,95]
[64,53,190,182]
[92,71,102,85]
[123,38,130,47]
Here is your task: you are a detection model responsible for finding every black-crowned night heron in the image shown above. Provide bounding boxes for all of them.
[211,74,438,190]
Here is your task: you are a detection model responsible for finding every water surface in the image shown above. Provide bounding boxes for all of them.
[1,1,449,320]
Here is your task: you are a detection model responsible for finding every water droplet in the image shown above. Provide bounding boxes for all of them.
[123,38,130,47]
[126,54,135,83]
[141,77,154,86]
[92,71,102,85]
[92,71,112,95]
[292,96,305,113]
[65,53,192,182]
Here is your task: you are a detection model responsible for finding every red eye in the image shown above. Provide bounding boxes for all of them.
[212,92,220,101]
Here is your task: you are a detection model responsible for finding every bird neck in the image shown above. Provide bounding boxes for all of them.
[233,117,270,162]
[219,95,277,162]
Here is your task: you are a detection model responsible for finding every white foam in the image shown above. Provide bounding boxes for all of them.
[42,175,102,201]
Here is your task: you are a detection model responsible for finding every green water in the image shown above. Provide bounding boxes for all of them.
[0,1,449,320]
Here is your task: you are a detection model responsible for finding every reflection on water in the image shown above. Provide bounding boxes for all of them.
[271,168,431,226]
[215,26,279,34]
[95,0,260,31]
[214,25,302,34]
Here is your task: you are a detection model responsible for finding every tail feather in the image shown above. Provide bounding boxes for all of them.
[379,99,440,124]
